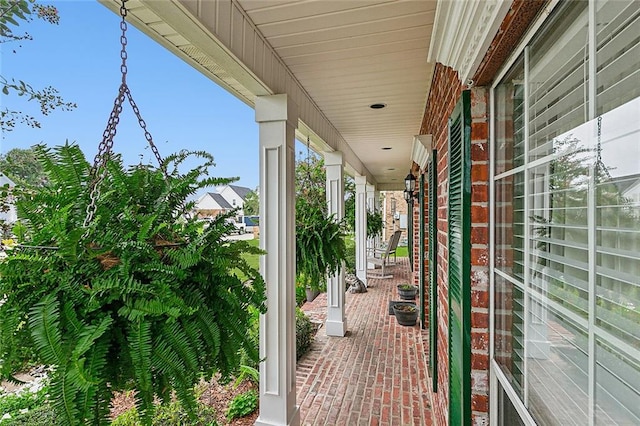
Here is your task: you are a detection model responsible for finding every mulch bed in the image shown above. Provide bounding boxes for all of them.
[109,376,259,425]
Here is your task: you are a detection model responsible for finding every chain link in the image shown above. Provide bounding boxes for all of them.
[84,0,168,227]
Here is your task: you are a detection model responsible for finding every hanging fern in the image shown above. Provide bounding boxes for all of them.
[0,143,266,425]
[294,151,347,291]
[367,209,384,238]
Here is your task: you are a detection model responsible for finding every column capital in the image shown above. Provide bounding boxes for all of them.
[323,151,344,167]
[255,94,298,128]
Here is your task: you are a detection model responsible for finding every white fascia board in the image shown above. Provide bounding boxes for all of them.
[411,134,433,172]
[428,0,513,83]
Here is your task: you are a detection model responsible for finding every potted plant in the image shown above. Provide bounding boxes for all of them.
[0,144,267,425]
[397,283,418,300]
[393,302,418,326]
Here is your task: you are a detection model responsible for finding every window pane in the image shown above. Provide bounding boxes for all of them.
[495,56,525,175]
[595,337,640,424]
[529,154,590,320]
[529,1,588,162]
[594,98,640,424]
[596,0,640,115]
[498,383,526,426]
[527,304,589,426]
[495,273,524,397]
[495,172,525,281]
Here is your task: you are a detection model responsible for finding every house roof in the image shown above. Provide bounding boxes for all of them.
[227,185,252,200]
[206,192,233,209]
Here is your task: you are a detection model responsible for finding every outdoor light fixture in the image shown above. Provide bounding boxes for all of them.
[404,172,417,202]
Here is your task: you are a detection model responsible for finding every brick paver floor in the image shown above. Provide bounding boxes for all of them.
[299,258,434,425]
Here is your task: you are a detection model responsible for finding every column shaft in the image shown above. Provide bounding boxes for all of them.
[255,94,300,426]
[324,151,346,336]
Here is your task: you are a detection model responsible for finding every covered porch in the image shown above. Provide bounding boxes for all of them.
[95,1,505,425]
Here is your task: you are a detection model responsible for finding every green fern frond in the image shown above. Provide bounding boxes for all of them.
[49,364,80,426]
[72,315,113,360]
[129,319,153,425]
[28,294,64,365]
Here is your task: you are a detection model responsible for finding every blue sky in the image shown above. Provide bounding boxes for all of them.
[1,0,272,191]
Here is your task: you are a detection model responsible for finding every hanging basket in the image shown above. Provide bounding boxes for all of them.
[0,3,267,424]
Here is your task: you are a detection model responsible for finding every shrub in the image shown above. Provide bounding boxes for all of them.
[111,400,218,426]
[344,235,356,274]
[3,404,57,425]
[295,284,307,307]
[225,389,258,421]
[295,308,314,360]
[0,385,48,422]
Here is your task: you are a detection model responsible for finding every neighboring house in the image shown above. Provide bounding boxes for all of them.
[0,173,17,225]
[217,184,251,216]
[194,192,233,218]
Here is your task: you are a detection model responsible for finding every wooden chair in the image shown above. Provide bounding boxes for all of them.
[367,230,402,279]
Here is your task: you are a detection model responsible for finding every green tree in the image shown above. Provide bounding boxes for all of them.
[1,0,76,133]
[344,175,355,231]
[243,188,259,215]
[0,147,45,186]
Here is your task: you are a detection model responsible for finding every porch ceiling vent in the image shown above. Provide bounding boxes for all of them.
[411,134,433,171]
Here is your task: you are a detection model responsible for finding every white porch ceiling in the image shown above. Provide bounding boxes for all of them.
[99,0,437,190]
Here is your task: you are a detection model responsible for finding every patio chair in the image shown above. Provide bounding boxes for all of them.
[367,230,402,279]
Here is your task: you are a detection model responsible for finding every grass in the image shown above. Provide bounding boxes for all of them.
[241,238,260,271]
[395,245,408,257]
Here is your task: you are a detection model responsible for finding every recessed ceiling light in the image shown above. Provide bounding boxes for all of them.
[381,147,392,150]
[370,103,386,109]
[387,168,395,171]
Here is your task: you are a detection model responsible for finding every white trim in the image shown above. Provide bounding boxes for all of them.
[494,269,524,291]
[492,360,538,426]
[428,0,511,83]
[489,83,496,365]
[522,46,531,407]
[494,166,525,181]
[411,134,433,172]
[587,5,597,422]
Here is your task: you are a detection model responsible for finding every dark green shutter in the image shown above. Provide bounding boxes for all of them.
[428,149,438,393]
[448,90,472,426]
[419,173,426,329]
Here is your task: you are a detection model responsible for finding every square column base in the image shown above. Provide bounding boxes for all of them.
[325,319,347,337]
[255,406,300,426]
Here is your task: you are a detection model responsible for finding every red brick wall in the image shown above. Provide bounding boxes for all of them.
[415,63,490,425]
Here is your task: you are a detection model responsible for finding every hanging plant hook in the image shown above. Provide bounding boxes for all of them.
[84,0,169,227]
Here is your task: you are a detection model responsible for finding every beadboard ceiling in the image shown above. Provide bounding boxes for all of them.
[99,0,438,189]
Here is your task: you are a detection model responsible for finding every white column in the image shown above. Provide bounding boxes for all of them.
[255,94,300,426]
[355,175,368,285]
[324,151,347,337]
[366,184,376,268]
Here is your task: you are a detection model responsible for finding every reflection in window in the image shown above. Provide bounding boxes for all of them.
[495,56,525,175]
[492,2,639,424]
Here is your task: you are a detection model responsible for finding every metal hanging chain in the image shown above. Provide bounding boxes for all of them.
[594,116,610,183]
[84,0,167,227]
